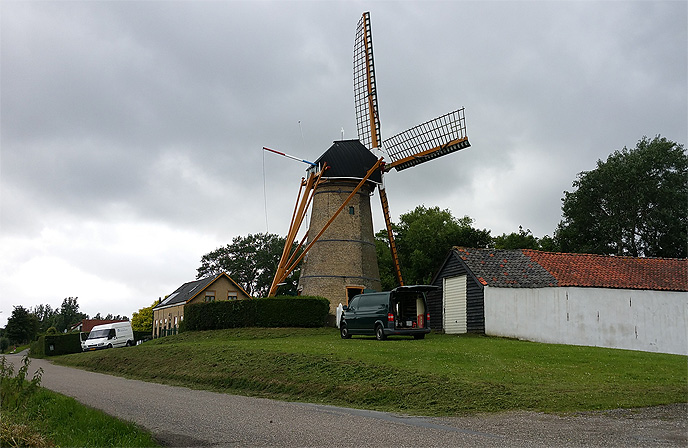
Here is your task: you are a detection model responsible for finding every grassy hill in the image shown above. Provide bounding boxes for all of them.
[54,328,687,416]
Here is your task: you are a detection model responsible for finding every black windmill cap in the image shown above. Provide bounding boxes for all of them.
[313,140,382,183]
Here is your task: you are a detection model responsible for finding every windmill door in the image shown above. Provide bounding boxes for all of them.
[443,276,467,334]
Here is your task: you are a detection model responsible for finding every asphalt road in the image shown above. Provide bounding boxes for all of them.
[3,353,686,447]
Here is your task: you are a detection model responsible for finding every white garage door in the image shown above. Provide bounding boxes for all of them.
[444,275,467,334]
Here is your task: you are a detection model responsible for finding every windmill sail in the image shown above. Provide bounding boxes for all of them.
[383,108,470,172]
[351,11,471,286]
[353,11,381,150]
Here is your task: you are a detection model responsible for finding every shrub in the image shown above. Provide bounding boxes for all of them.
[29,337,45,358]
[1,356,157,447]
[133,331,151,343]
[0,355,43,411]
[46,333,82,356]
[255,296,330,327]
[30,333,82,357]
[0,358,48,447]
[0,338,9,354]
[183,296,329,331]
[184,300,256,331]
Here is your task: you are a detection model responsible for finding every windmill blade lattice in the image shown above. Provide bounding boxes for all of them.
[383,108,470,172]
[353,11,381,150]
[267,11,473,299]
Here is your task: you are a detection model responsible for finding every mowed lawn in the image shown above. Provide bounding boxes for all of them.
[55,328,687,416]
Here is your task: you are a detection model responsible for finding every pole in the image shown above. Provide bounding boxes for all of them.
[263,147,317,167]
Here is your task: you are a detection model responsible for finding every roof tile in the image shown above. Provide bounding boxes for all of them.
[453,247,687,291]
[453,247,556,288]
[523,250,688,291]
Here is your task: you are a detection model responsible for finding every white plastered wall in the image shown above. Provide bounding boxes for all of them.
[484,286,687,355]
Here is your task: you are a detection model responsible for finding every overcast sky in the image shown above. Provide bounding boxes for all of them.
[1,1,686,327]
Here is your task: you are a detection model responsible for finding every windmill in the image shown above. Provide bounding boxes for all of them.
[267,12,470,311]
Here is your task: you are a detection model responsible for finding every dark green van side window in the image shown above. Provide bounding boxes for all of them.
[357,296,371,310]
[358,294,388,310]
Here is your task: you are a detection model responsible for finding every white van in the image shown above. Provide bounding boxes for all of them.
[82,321,134,351]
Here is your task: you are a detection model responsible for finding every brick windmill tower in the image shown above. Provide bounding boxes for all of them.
[297,140,383,304]
[267,12,471,313]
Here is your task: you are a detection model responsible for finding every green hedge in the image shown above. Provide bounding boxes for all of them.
[29,337,44,357]
[184,296,329,331]
[133,331,151,342]
[30,333,82,357]
[254,297,330,327]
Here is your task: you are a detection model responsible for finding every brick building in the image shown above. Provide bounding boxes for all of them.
[297,140,382,312]
[153,272,250,338]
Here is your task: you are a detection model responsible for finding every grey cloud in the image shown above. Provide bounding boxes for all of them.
[0,1,685,326]
[4,1,686,238]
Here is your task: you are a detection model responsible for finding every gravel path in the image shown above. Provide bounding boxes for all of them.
[4,353,686,447]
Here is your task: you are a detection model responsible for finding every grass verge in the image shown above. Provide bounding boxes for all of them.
[55,328,687,416]
[2,344,30,355]
[1,388,160,448]
[1,356,159,447]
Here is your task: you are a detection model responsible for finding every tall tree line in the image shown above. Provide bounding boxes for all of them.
[2,296,132,347]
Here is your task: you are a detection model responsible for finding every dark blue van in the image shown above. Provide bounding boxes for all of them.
[339,285,437,340]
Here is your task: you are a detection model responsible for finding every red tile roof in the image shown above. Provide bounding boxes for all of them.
[522,250,687,292]
[452,248,687,291]
[454,248,556,288]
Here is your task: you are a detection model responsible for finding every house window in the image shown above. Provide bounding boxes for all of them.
[228,292,238,300]
[174,316,178,326]
[205,291,215,302]
[349,206,355,215]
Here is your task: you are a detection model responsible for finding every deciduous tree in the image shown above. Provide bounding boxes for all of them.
[131,300,158,333]
[55,297,87,332]
[31,304,58,333]
[493,226,559,251]
[196,233,301,297]
[5,306,39,345]
[556,135,687,257]
[376,206,491,289]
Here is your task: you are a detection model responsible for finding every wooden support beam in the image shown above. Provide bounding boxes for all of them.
[271,158,384,293]
[268,165,327,297]
[379,187,403,286]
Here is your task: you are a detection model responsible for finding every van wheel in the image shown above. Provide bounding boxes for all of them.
[107,344,113,349]
[340,323,351,339]
[375,324,386,341]
[413,334,425,340]
[125,340,133,347]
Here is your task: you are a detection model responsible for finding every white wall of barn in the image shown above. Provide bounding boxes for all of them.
[483,286,687,355]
